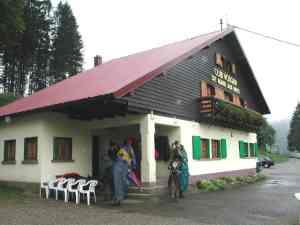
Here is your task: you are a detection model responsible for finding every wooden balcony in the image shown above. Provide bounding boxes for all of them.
[199,96,264,131]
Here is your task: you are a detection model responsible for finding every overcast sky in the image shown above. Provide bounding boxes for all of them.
[53,0,300,122]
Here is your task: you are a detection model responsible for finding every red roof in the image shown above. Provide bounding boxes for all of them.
[0,29,234,117]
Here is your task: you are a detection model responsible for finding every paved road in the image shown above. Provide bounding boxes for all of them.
[1,159,300,225]
[123,159,300,225]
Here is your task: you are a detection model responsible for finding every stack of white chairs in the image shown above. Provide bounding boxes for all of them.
[67,179,86,204]
[40,177,98,206]
[78,180,98,206]
[56,178,76,202]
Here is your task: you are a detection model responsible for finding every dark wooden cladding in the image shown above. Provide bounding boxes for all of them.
[124,32,268,121]
[199,96,216,115]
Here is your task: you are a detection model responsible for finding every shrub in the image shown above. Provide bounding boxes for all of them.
[211,179,226,190]
[197,180,219,192]
[215,99,264,131]
[196,175,266,192]
[219,176,235,184]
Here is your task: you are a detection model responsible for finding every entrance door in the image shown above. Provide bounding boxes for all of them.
[92,136,100,178]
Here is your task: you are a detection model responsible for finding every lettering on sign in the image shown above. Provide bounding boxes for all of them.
[211,67,240,94]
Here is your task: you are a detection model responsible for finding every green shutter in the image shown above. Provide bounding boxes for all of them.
[207,139,211,159]
[254,143,259,157]
[239,140,245,158]
[192,136,201,160]
[221,139,227,159]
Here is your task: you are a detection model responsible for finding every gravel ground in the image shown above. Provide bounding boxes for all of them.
[0,159,299,225]
[0,198,210,225]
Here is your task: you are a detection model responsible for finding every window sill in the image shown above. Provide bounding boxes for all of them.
[2,160,16,165]
[51,160,74,163]
[22,160,38,164]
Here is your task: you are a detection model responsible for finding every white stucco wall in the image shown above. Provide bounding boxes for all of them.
[0,112,257,184]
[0,114,44,183]
[40,113,92,182]
[153,115,257,177]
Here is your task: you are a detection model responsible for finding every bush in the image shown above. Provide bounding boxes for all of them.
[196,175,266,192]
[197,180,219,192]
[215,99,264,131]
[211,179,226,190]
[219,176,235,184]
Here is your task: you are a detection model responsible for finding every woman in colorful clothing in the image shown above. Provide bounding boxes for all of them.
[109,142,131,206]
[173,141,190,198]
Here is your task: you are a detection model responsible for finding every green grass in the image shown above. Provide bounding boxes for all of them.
[268,153,289,163]
[0,185,26,202]
[259,150,289,164]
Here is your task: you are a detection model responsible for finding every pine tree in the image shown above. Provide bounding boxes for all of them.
[50,1,83,83]
[0,0,25,50]
[28,0,52,94]
[288,103,300,152]
[0,0,52,96]
[257,118,276,152]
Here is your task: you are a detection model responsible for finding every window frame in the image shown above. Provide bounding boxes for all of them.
[23,137,38,163]
[249,143,256,157]
[2,139,16,164]
[201,138,210,159]
[207,83,216,97]
[239,141,257,158]
[52,137,73,162]
[211,139,220,159]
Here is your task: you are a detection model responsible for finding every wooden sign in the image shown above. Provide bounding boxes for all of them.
[211,67,240,94]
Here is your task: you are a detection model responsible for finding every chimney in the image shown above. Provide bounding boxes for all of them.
[94,55,102,67]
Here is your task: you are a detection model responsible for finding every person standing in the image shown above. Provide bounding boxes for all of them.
[110,142,130,206]
[173,141,190,198]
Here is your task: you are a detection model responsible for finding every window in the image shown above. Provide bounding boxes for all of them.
[239,141,258,158]
[250,143,256,157]
[201,139,210,159]
[224,91,233,102]
[192,136,210,160]
[193,137,227,160]
[207,84,215,97]
[53,137,72,161]
[24,137,38,161]
[3,140,16,162]
[211,139,220,159]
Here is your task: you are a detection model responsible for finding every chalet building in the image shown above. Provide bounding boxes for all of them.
[0,28,269,186]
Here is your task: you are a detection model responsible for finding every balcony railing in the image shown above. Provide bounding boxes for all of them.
[199,96,264,131]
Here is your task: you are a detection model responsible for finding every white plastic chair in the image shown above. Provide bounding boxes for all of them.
[48,178,64,199]
[67,179,86,204]
[78,180,98,206]
[56,178,75,202]
[40,180,49,199]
